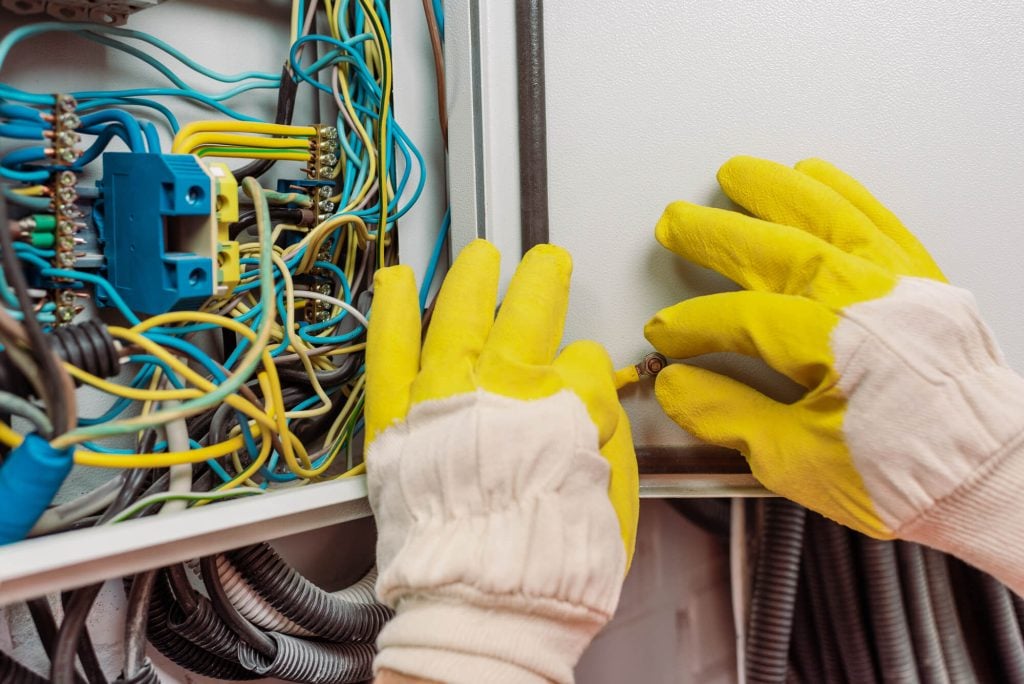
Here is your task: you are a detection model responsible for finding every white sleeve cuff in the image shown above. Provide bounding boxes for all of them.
[900,425,1024,596]
[374,595,606,684]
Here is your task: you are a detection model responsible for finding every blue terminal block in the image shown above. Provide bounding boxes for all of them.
[98,153,218,315]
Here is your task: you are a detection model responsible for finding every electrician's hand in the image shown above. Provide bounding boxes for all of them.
[365,239,639,684]
[647,156,1024,595]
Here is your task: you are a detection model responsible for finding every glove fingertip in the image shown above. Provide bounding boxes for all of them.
[374,263,417,292]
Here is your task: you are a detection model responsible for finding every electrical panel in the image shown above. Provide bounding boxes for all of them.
[0,2,446,681]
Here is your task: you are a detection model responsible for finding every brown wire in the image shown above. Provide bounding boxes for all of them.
[421,0,447,147]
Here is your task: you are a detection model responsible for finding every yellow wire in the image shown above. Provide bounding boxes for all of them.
[325,374,365,445]
[212,430,273,494]
[324,343,366,357]
[0,420,248,468]
[107,327,277,433]
[269,252,333,419]
[290,0,302,45]
[333,66,377,209]
[194,149,311,162]
[174,132,313,155]
[66,363,202,402]
[172,121,317,152]
[10,185,47,196]
[135,308,306,480]
[334,462,366,479]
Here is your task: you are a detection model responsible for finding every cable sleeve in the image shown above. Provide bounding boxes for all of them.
[922,549,976,683]
[976,570,1024,684]
[226,543,391,642]
[745,500,806,683]
[237,632,375,684]
[801,527,844,684]
[859,538,919,684]
[145,571,258,680]
[788,585,824,684]
[895,543,949,684]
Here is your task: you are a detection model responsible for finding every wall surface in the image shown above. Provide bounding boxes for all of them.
[543,1,1024,450]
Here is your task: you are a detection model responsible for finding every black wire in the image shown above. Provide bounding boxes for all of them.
[228,207,306,238]
[26,599,61,662]
[231,64,299,182]
[50,584,103,684]
[167,564,198,614]
[123,571,158,679]
[200,554,278,659]
[48,468,153,683]
[59,592,106,684]
[0,193,70,436]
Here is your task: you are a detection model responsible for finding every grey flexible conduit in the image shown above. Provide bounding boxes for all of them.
[815,516,879,683]
[860,538,920,683]
[789,586,825,684]
[746,500,807,683]
[1014,594,1024,633]
[802,527,844,683]
[976,570,1024,683]
[922,549,976,682]
[226,544,391,643]
[896,543,950,684]
[237,634,375,684]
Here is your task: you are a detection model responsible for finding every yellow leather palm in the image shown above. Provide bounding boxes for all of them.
[367,240,639,563]
[646,156,946,537]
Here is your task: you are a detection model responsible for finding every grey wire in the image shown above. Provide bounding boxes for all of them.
[29,474,124,536]
[0,389,53,436]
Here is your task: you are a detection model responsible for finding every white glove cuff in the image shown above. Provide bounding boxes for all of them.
[374,595,606,684]
[367,390,626,683]
[900,424,1024,596]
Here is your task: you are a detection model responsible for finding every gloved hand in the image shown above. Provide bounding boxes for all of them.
[646,156,1024,595]
[365,239,639,684]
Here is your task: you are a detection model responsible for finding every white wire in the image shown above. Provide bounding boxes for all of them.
[292,289,369,329]
[162,401,192,514]
[731,498,748,684]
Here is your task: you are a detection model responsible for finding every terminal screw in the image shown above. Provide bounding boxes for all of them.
[635,352,668,377]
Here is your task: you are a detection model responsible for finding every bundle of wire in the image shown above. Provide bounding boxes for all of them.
[670,499,1024,683]
[0,1,450,681]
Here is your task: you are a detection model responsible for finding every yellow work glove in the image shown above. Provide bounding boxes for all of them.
[365,239,639,684]
[647,157,1024,595]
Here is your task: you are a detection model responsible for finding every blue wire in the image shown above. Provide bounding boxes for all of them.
[0,23,280,84]
[13,242,54,258]
[12,249,143,325]
[0,84,55,106]
[420,209,450,310]
[0,123,45,140]
[142,121,161,153]
[433,0,445,41]
[123,355,186,389]
[78,98,181,134]
[80,110,146,151]
[78,366,155,425]
[0,103,45,121]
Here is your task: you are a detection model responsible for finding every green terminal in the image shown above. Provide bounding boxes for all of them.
[30,214,57,232]
[30,232,55,249]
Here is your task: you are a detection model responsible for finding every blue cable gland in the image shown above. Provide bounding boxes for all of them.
[0,434,74,545]
[97,153,217,315]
